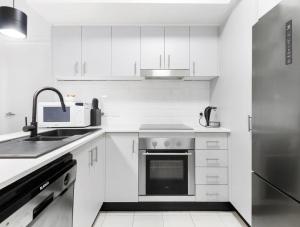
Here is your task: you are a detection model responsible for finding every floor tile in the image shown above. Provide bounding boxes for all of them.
[163,214,195,227]
[134,211,163,216]
[191,214,224,227]
[101,215,133,227]
[133,215,164,227]
[105,212,134,216]
[163,211,190,216]
[218,212,247,227]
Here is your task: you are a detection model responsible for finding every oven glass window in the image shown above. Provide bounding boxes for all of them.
[44,107,70,122]
[149,160,184,180]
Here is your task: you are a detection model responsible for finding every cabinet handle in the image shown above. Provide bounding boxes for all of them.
[134,62,137,75]
[94,147,98,163]
[132,140,135,153]
[206,175,220,178]
[168,55,171,69]
[75,62,79,75]
[193,62,196,76]
[159,55,162,69]
[89,149,93,167]
[206,193,219,196]
[248,115,252,132]
[83,61,87,75]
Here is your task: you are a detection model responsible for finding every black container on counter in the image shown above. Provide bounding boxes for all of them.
[90,98,102,126]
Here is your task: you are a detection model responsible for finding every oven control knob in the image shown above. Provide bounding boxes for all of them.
[164,141,170,147]
[152,141,158,148]
[176,141,182,147]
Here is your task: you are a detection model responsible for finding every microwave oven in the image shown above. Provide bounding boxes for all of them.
[38,102,91,128]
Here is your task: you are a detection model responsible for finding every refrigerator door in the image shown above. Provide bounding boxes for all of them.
[252,0,300,201]
[252,173,300,227]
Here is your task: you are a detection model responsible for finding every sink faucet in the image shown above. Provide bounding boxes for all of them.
[23,87,66,137]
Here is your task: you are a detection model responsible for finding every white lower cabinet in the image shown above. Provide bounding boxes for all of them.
[195,150,228,167]
[196,185,228,202]
[105,133,139,202]
[196,167,228,185]
[72,135,105,227]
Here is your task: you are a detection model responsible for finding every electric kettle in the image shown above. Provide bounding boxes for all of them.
[204,106,220,128]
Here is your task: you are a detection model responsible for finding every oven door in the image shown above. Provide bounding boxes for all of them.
[140,150,194,196]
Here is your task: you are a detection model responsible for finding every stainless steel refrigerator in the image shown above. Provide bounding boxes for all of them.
[252,0,300,226]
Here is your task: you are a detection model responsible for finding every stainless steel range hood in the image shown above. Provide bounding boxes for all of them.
[141,69,190,80]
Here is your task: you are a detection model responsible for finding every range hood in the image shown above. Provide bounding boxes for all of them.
[141,69,190,80]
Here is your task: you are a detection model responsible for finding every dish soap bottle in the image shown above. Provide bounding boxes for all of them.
[90,98,102,126]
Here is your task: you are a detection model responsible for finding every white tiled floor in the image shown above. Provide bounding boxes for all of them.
[93,211,247,227]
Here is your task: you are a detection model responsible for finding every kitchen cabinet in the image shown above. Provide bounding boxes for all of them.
[105,133,139,202]
[190,26,219,77]
[82,26,111,77]
[53,26,111,78]
[141,26,165,69]
[72,136,105,227]
[111,27,140,76]
[165,26,190,69]
[52,26,82,78]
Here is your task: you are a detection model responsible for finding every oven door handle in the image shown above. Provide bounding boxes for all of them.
[142,152,193,156]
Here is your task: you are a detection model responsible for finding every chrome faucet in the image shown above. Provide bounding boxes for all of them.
[23,87,66,137]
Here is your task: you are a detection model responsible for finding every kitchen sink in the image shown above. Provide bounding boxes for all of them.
[23,129,99,142]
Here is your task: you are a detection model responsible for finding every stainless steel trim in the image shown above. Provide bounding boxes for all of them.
[140,69,189,80]
[139,137,195,150]
[248,115,252,132]
[142,152,193,156]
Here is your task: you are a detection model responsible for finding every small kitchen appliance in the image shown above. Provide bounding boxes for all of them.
[204,106,220,128]
[38,102,91,128]
[90,98,102,126]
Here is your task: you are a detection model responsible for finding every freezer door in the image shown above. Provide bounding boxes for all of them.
[252,173,300,227]
[252,0,300,201]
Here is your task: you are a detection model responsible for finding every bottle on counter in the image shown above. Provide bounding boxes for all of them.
[90,98,102,126]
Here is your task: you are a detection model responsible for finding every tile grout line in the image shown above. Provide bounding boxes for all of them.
[189,212,196,227]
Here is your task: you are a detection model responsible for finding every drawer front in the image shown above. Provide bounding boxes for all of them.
[195,150,228,167]
[196,185,229,202]
[196,167,228,185]
[196,133,228,150]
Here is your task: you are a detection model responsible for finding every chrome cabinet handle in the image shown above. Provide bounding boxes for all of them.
[75,62,79,75]
[168,55,170,69]
[132,140,135,153]
[206,141,220,147]
[142,153,193,156]
[83,61,87,75]
[160,55,162,69]
[89,149,93,167]
[206,175,220,178]
[134,62,137,75]
[193,62,196,76]
[92,147,98,163]
[206,193,219,196]
[248,115,252,132]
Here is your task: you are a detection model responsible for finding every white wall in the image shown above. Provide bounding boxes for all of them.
[258,0,282,19]
[56,80,210,128]
[0,0,53,133]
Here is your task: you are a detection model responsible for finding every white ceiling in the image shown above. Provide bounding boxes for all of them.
[27,0,240,26]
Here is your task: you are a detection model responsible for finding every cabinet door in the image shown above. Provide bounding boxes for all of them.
[105,133,139,202]
[141,26,164,69]
[190,27,219,76]
[165,26,190,69]
[111,27,140,76]
[52,26,81,78]
[92,136,106,214]
[82,26,111,77]
[72,143,94,227]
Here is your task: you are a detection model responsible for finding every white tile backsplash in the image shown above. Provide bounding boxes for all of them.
[56,80,210,127]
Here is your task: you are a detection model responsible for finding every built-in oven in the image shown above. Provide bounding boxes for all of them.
[139,137,195,196]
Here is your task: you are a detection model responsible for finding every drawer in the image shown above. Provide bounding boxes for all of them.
[195,150,228,167]
[196,133,228,150]
[196,185,229,202]
[196,167,228,185]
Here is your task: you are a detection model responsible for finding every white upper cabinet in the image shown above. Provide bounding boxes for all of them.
[82,26,111,77]
[111,26,140,76]
[52,26,82,78]
[141,26,165,69]
[190,26,219,77]
[165,26,190,69]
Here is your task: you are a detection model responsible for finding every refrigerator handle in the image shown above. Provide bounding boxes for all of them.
[248,115,252,132]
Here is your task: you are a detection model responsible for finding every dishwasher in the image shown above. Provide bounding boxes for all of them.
[0,153,77,227]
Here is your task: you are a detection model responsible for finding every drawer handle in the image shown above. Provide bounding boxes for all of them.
[206,193,219,196]
[206,176,220,178]
[206,141,219,145]
[206,158,219,161]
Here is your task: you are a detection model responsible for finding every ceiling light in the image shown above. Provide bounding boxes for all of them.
[0,1,27,39]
